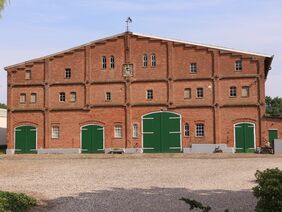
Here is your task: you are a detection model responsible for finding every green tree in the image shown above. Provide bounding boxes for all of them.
[0,0,8,16]
[0,103,7,109]
[266,96,282,116]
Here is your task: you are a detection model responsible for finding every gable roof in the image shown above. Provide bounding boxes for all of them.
[4,31,273,70]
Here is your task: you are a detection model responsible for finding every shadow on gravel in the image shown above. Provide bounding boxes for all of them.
[31,187,255,212]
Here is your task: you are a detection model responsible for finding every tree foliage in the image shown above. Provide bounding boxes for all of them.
[266,96,282,116]
[0,0,8,16]
[0,103,6,109]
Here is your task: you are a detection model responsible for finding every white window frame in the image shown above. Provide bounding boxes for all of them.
[52,126,60,139]
[25,70,31,80]
[242,86,250,97]
[196,88,204,98]
[59,92,66,102]
[184,88,191,99]
[105,92,112,101]
[143,54,148,68]
[70,92,77,102]
[30,93,37,103]
[65,68,71,79]
[184,123,189,137]
[196,123,204,137]
[151,53,156,67]
[132,124,138,138]
[20,93,26,103]
[114,125,122,138]
[110,56,115,69]
[235,60,242,71]
[102,56,107,69]
[146,89,153,100]
[229,86,237,97]
[190,63,197,73]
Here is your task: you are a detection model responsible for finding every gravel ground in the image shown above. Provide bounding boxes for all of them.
[0,154,281,212]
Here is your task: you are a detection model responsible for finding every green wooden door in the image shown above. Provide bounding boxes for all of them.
[143,112,181,153]
[235,123,255,153]
[268,130,278,145]
[15,126,36,154]
[81,125,104,153]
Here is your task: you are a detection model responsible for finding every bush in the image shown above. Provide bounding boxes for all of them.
[253,168,282,212]
[180,197,211,211]
[0,191,37,212]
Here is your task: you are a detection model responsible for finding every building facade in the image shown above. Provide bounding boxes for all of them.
[4,32,281,154]
[0,109,7,147]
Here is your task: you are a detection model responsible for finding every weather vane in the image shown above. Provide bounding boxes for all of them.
[126,17,132,32]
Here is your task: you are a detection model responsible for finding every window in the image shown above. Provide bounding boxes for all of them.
[105,92,112,101]
[242,86,250,97]
[70,92,76,102]
[65,68,71,79]
[132,124,138,138]
[229,86,237,97]
[30,93,37,103]
[151,53,156,67]
[147,89,153,100]
[196,123,204,137]
[184,123,189,137]
[20,93,26,103]
[190,63,197,73]
[143,54,148,67]
[184,88,191,99]
[25,70,31,80]
[52,126,60,139]
[102,56,107,69]
[114,125,122,138]
[196,88,204,98]
[235,60,242,71]
[110,56,115,69]
[59,92,65,102]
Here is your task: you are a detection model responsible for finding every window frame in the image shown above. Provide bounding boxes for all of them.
[184,123,190,137]
[132,123,138,138]
[114,125,122,138]
[242,86,250,97]
[196,88,204,98]
[59,92,66,102]
[25,70,31,80]
[151,53,156,67]
[102,56,107,69]
[143,54,148,68]
[146,89,153,100]
[184,88,191,99]
[229,86,237,97]
[190,63,197,73]
[65,68,71,79]
[105,92,112,101]
[110,56,115,69]
[235,60,242,71]
[30,93,37,103]
[70,92,77,102]
[19,93,26,104]
[195,123,205,137]
[51,126,60,139]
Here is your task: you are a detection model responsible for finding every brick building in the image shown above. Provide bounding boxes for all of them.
[4,32,282,154]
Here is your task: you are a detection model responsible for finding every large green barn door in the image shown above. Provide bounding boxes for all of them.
[235,123,255,153]
[81,125,104,153]
[142,112,181,153]
[15,126,36,154]
[268,130,278,146]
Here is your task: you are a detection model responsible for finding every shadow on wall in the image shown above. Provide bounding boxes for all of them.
[31,187,256,212]
[0,127,6,146]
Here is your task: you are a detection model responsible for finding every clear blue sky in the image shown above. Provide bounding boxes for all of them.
[0,0,281,103]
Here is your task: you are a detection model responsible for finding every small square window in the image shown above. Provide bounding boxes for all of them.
[184,88,191,99]
[229,86,237,97]
[25,70,31,80]
[235,60,242,71]
[105,92,112,101]
[242,86,250,97]
[52,126,60,139]
[31,93,37,103]
[114,125,122,138]
[70,92,76,102]
[184,123,189,137]
[59,92,65,102]
[196,123,204,137]
[196,88,204,98]
[190,63,197,73]
[65,68,71,79]
[147,90,153,100]
[20,93,26,103]
[132,124,138,138]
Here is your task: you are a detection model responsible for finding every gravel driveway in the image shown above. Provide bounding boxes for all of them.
[0,154,281,211]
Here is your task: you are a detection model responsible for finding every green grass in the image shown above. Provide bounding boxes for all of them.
[0,191,37,212]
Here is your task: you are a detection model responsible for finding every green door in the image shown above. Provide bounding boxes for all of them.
[235,123,255,153]
[268,130,278,145]
[142,112,181,153]
[81,125,104,153]
[15,126,36,154]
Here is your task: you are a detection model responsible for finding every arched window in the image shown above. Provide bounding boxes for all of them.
[151,53,156,67]
[143,54,148,67]
[184,123,189,137]
[110,56,115,69]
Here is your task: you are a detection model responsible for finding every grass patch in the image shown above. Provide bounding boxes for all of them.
[0,191,37,212]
